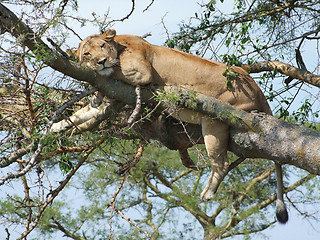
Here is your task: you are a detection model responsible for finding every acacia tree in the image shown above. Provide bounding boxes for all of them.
[1,1,320,240]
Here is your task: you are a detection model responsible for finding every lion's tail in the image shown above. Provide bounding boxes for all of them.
[275,162,289,223]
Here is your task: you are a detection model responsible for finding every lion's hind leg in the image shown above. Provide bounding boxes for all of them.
[200,118,230,201]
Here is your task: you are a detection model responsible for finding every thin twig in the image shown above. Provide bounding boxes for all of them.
[51,217,86,240]
[107,176,126,209]
[110,0,135,23]
[19,162,33,235]
[227,157,246,172]
[107,176,126,239]
[161,13,170,40]
[141,32,152,39]
[107,143,147,237]
[108,143,146,210]
[5,228,10,240]
[110,203,151,238]
[143,0,155,12]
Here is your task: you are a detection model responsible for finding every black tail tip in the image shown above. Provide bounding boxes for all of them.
[276,200,289,224]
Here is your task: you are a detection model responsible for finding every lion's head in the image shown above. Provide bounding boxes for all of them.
[73,29,119,76]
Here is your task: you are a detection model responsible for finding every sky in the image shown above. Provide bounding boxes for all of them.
[66,0,202,45]
[1,0,320,239]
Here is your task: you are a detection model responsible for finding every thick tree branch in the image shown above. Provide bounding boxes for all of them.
[165,87,320,175]
[0,3,98,83]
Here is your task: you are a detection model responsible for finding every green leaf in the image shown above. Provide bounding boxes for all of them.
[59,154,73,174]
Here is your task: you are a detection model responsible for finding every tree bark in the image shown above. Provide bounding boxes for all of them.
[1,3,320,175]
[241,61,320,88]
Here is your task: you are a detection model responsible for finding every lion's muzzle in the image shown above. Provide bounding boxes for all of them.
[95,57,115,76]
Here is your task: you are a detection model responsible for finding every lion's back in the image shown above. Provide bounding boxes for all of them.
[113,34,271,115]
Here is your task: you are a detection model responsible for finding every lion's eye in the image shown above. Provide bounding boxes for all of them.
[83,52,91,56]
[100,43,106,48]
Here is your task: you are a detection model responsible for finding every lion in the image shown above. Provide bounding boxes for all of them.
[67,29,288,223]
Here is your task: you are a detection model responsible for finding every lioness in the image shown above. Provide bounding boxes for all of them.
[71,29,288,223]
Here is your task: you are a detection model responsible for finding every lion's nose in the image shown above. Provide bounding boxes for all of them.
[98,58,107,65]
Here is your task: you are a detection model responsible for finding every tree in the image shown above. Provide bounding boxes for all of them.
[0,1,320,239]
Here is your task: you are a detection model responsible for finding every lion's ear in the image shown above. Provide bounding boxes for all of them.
[101,29,116,41]
[66,49,78,60]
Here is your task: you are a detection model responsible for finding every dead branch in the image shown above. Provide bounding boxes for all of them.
[241,61,320,88]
